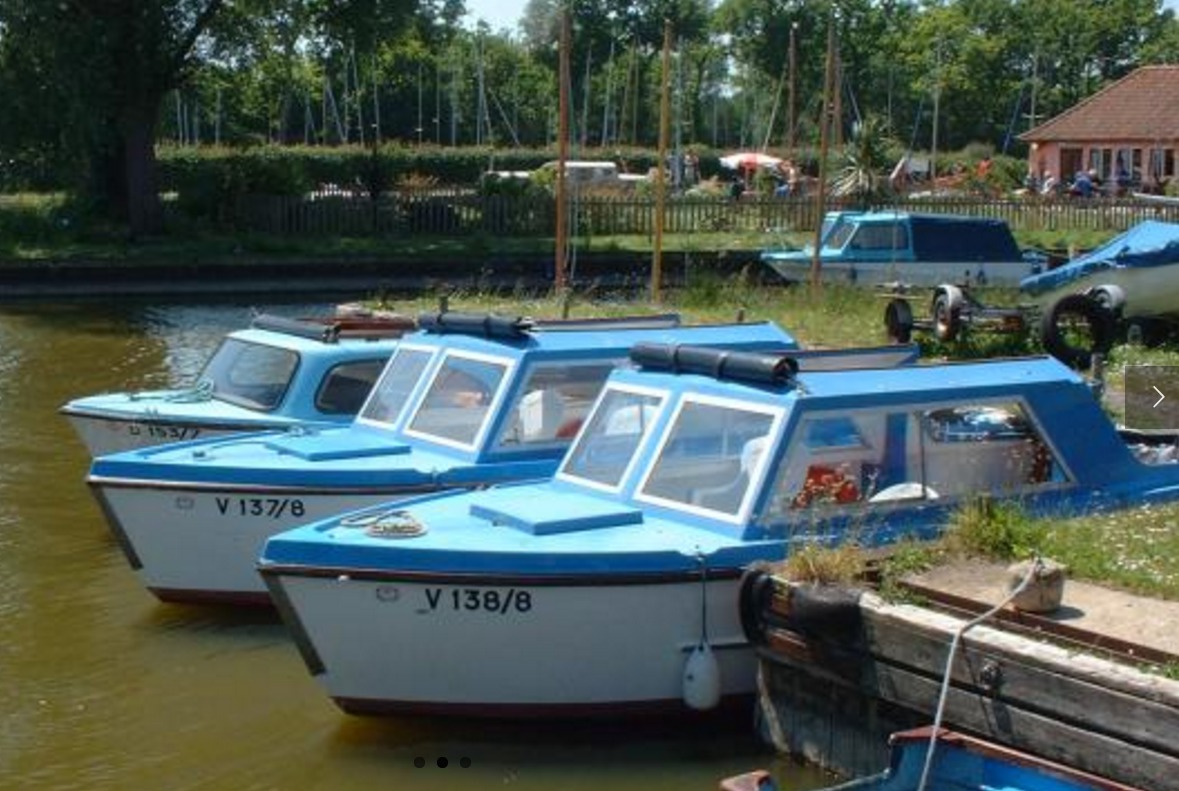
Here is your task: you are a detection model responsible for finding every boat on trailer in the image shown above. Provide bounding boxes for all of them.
[61,312,412,456]
[87,312,800,606]
[720,728,1143,791]
[761,211,1046,287]
[253,342,1177,719]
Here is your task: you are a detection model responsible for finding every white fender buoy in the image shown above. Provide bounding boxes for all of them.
[682,642,721,711]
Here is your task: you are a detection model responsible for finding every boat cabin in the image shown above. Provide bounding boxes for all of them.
[762,211,1043,287]
[61,312,411,456]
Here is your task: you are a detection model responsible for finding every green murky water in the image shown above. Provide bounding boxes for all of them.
[0,299,828,791]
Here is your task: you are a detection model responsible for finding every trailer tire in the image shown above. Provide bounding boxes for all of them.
[1040,293,1116,370]
[884,298,914,344]
[932,286,965,343]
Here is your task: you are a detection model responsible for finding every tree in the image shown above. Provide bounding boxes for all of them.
[0,0,422,237]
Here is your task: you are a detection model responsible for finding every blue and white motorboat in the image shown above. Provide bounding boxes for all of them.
[253,343,1175,718]
[762,211,1045,287]
[87,312,803,606]
[720,728,1142,791]
[61,313,412,456]
[1020,220,1179,332]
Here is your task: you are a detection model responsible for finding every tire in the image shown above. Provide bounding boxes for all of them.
[1040,293,1116,370]
[932,286,964,343]
[737,566,775,646]
[884,298,914,344]
[784,583,863,641]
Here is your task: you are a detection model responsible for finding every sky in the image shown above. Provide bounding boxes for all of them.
[459,0,1179,33]
[463,0,529,32]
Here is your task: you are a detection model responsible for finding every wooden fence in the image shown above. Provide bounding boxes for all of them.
[212,189,1179,238]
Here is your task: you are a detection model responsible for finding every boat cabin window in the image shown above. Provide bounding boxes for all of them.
[358,347,434,425]
[559,387,665,490]
[916,404,1060,497]
[638,397,779,519]
[200,338,299,412]
[765,402,1062,515]
[823,221,856,250]
[496,361,620,449]
[314,359,386,415]
[848,222,908,252]
[404,351,511,448]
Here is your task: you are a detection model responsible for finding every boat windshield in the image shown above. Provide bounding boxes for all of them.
[357,346,434,426]
[403,351,512,449]
[559,386,666,490]
[637,397,779,519]
[199,337,299,412]
[823,219,857,250]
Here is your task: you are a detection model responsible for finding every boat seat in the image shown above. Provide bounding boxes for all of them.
[691,436,768,515]
[517,389,565,442]
[605,403,659,436]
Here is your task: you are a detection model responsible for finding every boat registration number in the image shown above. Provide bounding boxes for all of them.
[214,496,306,519]
[129,423,201,441]
[422,587,533,614]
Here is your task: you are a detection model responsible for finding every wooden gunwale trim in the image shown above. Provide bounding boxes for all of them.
[900,579,1179,667]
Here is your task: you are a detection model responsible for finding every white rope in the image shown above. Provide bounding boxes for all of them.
[915,556,1044,791]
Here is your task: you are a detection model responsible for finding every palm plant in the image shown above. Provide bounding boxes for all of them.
[831,114,894,206]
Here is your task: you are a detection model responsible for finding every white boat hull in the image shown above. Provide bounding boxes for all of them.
[66,414,245,456]
[265,571,757,716]
[1033,264,1179,319]
[765,257,1035,288]
[91,483,416,605]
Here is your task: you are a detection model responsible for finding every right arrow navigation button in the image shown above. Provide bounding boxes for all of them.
[1126,366,1179,429]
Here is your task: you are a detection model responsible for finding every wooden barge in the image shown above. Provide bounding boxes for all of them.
[740,566,1179,791]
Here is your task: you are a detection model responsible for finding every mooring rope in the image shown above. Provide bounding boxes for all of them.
[915,556,1044,791]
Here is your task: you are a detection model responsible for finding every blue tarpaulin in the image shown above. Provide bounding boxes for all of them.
[1020,220,1179,296]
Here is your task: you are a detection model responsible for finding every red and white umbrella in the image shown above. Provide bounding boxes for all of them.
[719,151,784,171]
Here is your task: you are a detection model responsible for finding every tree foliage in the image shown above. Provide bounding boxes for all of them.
[2,0,1179,236]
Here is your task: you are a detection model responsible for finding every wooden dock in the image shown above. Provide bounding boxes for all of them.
[744,563,1179,791]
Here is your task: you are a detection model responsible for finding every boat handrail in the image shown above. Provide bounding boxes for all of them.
[251,313,413,343]
[532,313,682,331]
[629,343,798,385]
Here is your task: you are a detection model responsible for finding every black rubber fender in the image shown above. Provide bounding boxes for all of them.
[737,565,776,646]
[1040,292,1116,370]
[884,298,914,344]
[783,583,864,641]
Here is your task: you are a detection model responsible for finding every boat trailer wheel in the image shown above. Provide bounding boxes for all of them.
[932,286,965,343]
[884,298,914,344]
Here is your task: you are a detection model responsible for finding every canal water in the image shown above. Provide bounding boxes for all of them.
[0,299,829,791]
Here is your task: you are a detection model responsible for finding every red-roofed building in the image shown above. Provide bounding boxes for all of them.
[1020,65,1179,194]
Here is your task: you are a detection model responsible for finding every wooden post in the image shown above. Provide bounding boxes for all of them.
[809,11,836,289]
[554,6,571,293]
[788,22,797,153]
[652,19,672,302]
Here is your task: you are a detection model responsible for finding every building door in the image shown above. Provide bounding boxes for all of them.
[1061,148,1083,181]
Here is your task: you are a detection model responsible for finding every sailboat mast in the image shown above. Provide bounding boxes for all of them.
[554,6,571,292]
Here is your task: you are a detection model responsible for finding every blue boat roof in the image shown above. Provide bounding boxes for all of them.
[88,318,797,484]
[761,211,1021,262]
[1021,220,1179,295]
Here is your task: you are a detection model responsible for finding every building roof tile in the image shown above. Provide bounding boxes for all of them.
[1021,65,1179,143]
